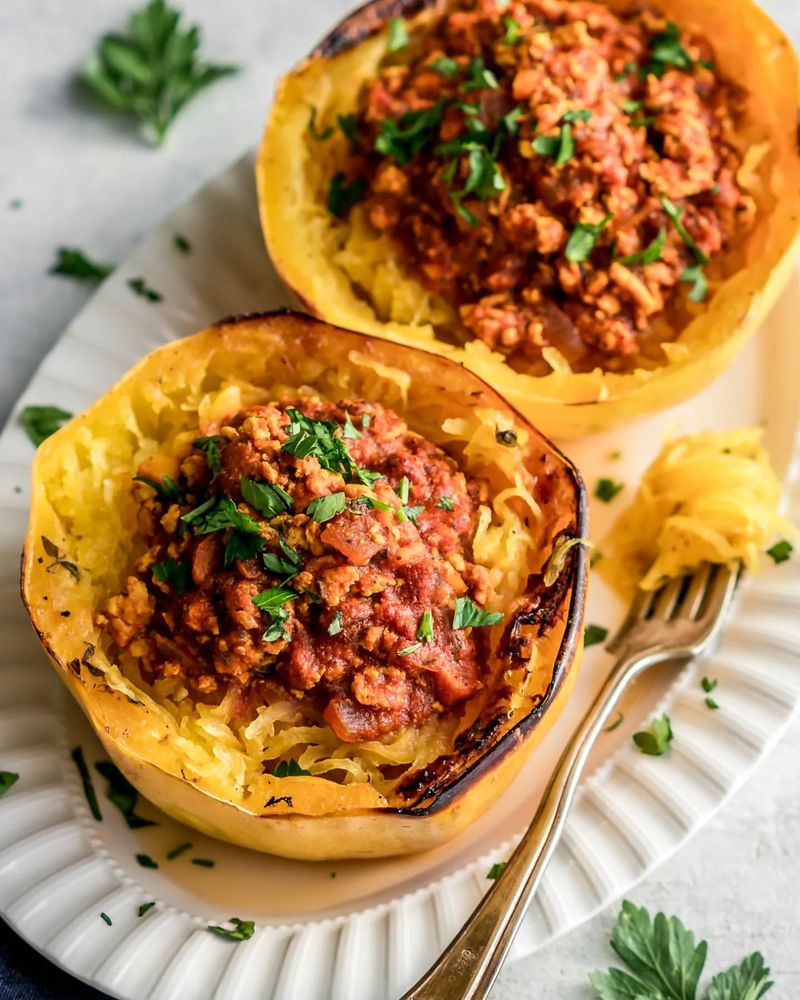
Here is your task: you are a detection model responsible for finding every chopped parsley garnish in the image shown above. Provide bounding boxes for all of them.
[430,56,460,78]
[133,473,182,502]
[590,900,774,1000]
[252,586,298,642]
[208,917,255,942]
[766,539,793,564]
[0,771,20,797]
[166,842,192,860]
[271,758,311,778]
[307,105,334,141]
[604,712,625,733]
[621,98,643,113]
[613,60,639,81]
[701,676,718,693]
[495,428,518,447]
[50,247,113,282]
[376,100,447,165]
[680,265,708,303]
[71,746,102,820]
[594,478,624,503]
[643,20,695,78]
[138,902,156,917]
[136,853,159,869]
[533,110,591,167]
[153,557,191,595]
[342,412,363,440]
[398,642,422,656]
[660,196,709,264]
[307,492,346,523]
[183,496,264,566]
[96,761,157,829]
[705,696,720,711]
[100,912,112,926]
[240,477,293,519]
[174,233,191,253]
[453,596,504,630]
[128,276,163,302]
[394,476,422,523]
[357,495,393,514]
[616,228,666,266]
[463,57,499,91]
[81,0,238,145]
[632,713,673,756]
[42,536,81,582]
[437,496,455,511]
[21,405,73,446]
[327,172,366,217]
[486,862,506,880]
[193,435,222,479]
[584,624,609,648]
[502,15,521,45]
[328,611,343,636]
[281,407,375,485]
[262,536,302,580]
[337,113,360,147]
[565,213,613,264]
[387,17,409,53]
[417,608,434,643]
[192,858,215,868]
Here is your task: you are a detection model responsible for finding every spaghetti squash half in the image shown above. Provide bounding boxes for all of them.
[258,0,800,438]
[22,312,587,859]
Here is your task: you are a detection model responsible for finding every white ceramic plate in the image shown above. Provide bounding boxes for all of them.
[1,154,799,1000]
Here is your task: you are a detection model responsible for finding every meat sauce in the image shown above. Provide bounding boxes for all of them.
[97,399,498,743]
[337,0,753,372]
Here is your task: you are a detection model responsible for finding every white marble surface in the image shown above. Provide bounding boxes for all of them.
[1,1,799,997]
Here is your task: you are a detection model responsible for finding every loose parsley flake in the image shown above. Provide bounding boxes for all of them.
[486,862,506,880]
[174,233,191,253]
[138,901,156,917]
[192,858,215,868]
[342,412,363,440]
[565,214,612,264]
[766,539,793,564]
[680,265,708,303]
[660,196,709,264]
[166,842,192,860]
[307,492,346,523]
[240,477,293,519]
[398,642,422,656]
[327,173,366,217]
[604,712,625,733]
[71,746,102,820]
[252,586,298,613]
[643,20,695,78]
[153,556,191,595]
[271,758,311,778]
[417,608,434,643]
[20,405,73,446]
[100,912,113,926]
[376,100,447,165]
[133,473,182,502]
[262,536,302,581]
[502,15,521,45]
[81,0,238,145]
[96,761,157,829]
[533,111,591,167]
[183,496,264,566]
[328,611,343,636]
[387,17,409,53]
[307,105,334,141]
[50,247,113,282]
[0,772,20,797]
[128,276,162,302]
[429,56,460,78]
[616,228,666,266]
[584,624,608,648]
[705,696,720,711]
[337,114,360,147]
[594,478,624,503]
[701,677,718,693]
[136,853,159,869]
[208,917,255,942]
[632,713,673,756]
[463,57,499,91]
[453,596,503,629]
[437,496,455,511]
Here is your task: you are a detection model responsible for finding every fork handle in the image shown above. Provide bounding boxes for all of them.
[401,648,655,1000]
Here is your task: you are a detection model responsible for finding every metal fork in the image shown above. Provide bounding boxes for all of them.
[402,561,740,1000]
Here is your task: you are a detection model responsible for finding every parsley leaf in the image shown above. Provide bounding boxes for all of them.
[252,586,298,613]
[20,405,72,446]
[632,714,673,756]
[153,556,191,595]
[328,611,343,636]
[566,214,613,264]
[766,539,793,564]
[463,57,499,91]
[281,406,370,484]
[595,478,625,503]
[453,596,504,629]
[138,901,156,917]
[616,228,666,266]
[128,276,162,302]
[0,771,19,797]
[502,15,521,45]
[417,608,434,643]
[430,56,460,78]
[193,435,222,479]
[307,492,346,523]
[707,952,773,1000]
[398,642,422,656]
[133,473,182,501]
[589,901,707,1000]
[174,233,191,253]
[604,712,625,733]
[182,495,264,566]
[337,113,360,148]
[705,696,720,710]
[680,265,708,303]
[50,247,113,282]
[584,624,608,648]
[534,111,591,167]
[387,17,409,53]
[437,496,455,511]
[271,758,311,778]
[192,857,214,867]
[342,412,363,440]
[100,912,113,926]
[136,853,158,869]
[240,477,293,519]
[660,196,710,264]
[487,862,506,880]
[643,20,695,79]
[307,105,334,141]
[262,536,302,580]
[327,172,366,217]
[701,677,718,693]
[96,760,157,829]
[81,0,239,145]
[208,917,255,942]
[375,100,447,164]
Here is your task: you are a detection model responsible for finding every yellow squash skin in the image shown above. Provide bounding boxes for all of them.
[257,0,800,439]
[22,312,587,859]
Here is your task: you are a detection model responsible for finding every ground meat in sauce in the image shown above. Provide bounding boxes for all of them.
[333,0,753,372]
[97,399,498,743]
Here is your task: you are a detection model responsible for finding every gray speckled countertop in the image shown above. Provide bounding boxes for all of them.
[1,1,799,997]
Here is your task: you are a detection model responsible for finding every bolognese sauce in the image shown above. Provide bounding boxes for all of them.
[329,0,753,372]
[97,398,502,744]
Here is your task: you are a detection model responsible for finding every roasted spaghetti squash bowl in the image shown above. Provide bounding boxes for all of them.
[258,0,800,439]
[22,311,586,860]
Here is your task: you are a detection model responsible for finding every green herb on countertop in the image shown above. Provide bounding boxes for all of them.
[100,912,113,926]
[81,0,239,146]
[192,858,215,868]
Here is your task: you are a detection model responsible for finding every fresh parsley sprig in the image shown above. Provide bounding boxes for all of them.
[81,0,239,146]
